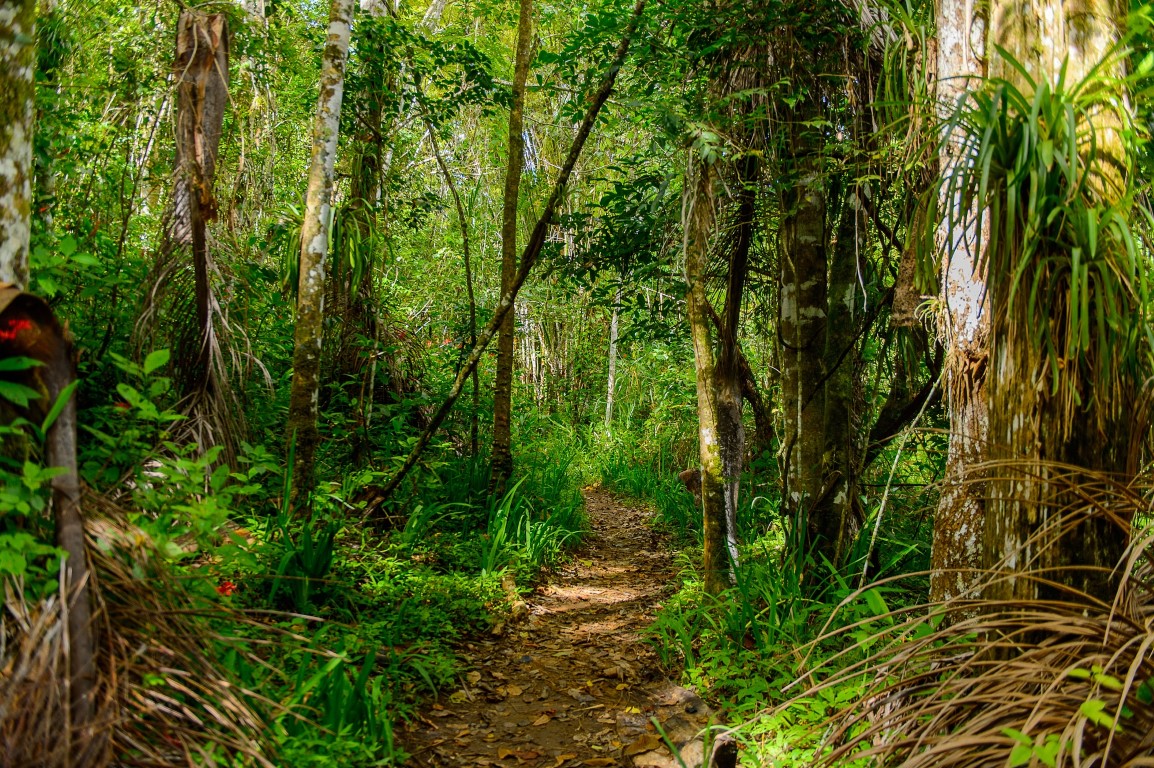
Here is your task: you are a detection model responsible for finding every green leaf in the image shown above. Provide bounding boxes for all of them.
[143,349,170,375]
[0,356,42,372]
[0,380,43,407]
[1080,699,1119,730]
[41,380,79,433]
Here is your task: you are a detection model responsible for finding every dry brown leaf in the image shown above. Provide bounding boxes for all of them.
[467,671,482,684]
[506,684,523,696]
[583,759,616,767]
[552,753,578,766]
[624,734,664,756]
[532,713,552,726]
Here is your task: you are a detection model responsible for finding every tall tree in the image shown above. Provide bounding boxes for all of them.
[683,151,731,595]
[978,0,1141,603]
[287,0,355,507]
[489,0,534,497]
[931,0,988,604]
[0,0,36,290]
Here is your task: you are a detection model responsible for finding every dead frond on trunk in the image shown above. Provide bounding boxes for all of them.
[771,463,1154,767]
[1,490,275,768]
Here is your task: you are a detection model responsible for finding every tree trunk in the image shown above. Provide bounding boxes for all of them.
[172,12,229,401]
[811,186,865,567]
[604,282,622,429]
[287,0,355,509]
[0,0,36,290]
[683,154,731,595]
[425,117,480,456]
[930,0,989,605]
[0,290,96,749]
[489,0,533,497]
[780,98,829,568]
[715,154,758,574]
[982,0,1131,604]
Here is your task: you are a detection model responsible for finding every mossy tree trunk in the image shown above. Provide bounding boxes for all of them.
[489,0,533,497]
[287,0,354,509]
[780,95,829,570]
[0,0,36,290]
[683,153,731,596]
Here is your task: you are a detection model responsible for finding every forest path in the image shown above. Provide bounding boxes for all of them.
[402,488,723,767]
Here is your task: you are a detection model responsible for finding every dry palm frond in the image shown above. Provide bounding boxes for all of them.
[769,466,1154,767]
[136,226,260,469]
[1,490,276,768]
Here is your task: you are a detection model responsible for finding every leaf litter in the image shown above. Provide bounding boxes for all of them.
[402,488,726,767]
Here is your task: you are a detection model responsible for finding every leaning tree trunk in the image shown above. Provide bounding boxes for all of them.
[683,153,730,596]
[489,0,534,497]
[0,0,35,290]
[931,0,989,605]
[287,0,355,509]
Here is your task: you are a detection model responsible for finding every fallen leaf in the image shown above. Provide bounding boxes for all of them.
[506,684,523,696]
[583,760,616,767]
[467,671,482,684]
[532,713,552,726]
[553,753,578,767]
[624,733,664,756]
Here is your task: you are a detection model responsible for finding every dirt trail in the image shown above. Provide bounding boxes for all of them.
[402,488,729,767]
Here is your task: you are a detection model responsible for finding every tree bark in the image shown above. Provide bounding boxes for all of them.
[930,0,989,605]
[172,12,229,401]
[0,0,36,290]
[779,97,829,568]
[810,186,865,567]
[982,0,1131,604]
[604,282,622,428]
[683,154,730,595]
[287,0,354,509]
[489,0,534,497]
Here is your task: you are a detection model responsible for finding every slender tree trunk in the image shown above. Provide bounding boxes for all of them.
[172,12,229,400]
[0,0,36,290]
[684,154,730,595]
[490,0,534,497]
[604,282,622,429]
[287,0,354,508]
[930,0,989,605]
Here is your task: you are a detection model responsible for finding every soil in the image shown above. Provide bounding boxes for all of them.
[401,488,729,768]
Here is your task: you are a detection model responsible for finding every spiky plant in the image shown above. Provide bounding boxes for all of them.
[932,31,1154,602]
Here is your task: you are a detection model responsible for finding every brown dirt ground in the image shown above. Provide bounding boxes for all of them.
[401,488,721,767]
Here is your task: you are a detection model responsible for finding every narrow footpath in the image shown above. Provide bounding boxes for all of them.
[402,488,735,768]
